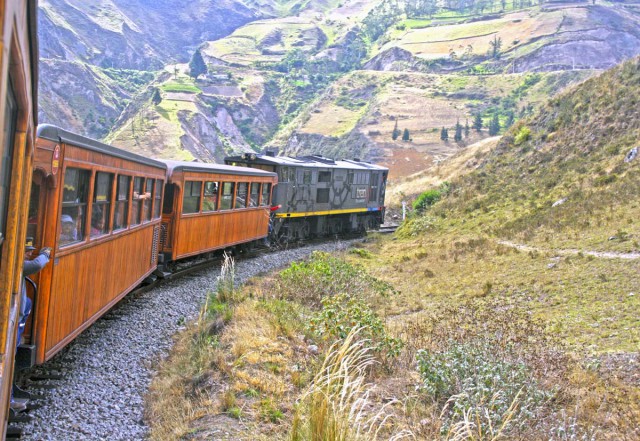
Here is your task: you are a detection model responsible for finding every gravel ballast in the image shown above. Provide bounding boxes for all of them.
[19,241,353,440]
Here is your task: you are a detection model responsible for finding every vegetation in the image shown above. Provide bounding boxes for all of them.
[188,48,207,79]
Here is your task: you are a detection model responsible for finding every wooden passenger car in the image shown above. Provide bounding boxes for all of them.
[0,0,38,433]
[160,161,277,261]
[27,125,167,364]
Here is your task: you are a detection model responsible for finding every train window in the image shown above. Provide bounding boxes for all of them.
[143,178,153,222]
[347,171,354,185]
[131,177,145,225]
[90,172,112,238]
[0,80,17,250]
[278,167,289,183]
[260,183,271,206]
[302,170,312,184]
[114,175,130,231]
[202,181,218,212]
[249,183,259,207]
[154,180,163,218]
[289,168,296,182]
[182,181,202,214]
[220,182,235,210]
[318,171,331,183]
[60,167,90,246]
[316,188,330,204]
[236,183,248,209]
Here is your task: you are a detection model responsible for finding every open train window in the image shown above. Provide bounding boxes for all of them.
[318,171,331,183]
[260,183,271,206]
[90,172,112,238]
[114,175,130,231]
[249,183,259,207]
[143,178,153,222]
[183,181,202,214]
[316,188,330,204]
[202,181,218,212]
[131,177,144,225]
[60,167,90,247]
[236,183,248,209]
[0,79,17,253]
[220,182,235,210]
[154,180,163,218]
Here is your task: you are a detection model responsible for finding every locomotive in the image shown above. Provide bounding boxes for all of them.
[225,152,388,241]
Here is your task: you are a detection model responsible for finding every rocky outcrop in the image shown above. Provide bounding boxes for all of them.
[364,47,416,71]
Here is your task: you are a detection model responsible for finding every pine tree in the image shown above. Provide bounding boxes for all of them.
[488,35,502,59]
[473,114,483,132]
[440,127,449,141]
[489,113,501,136]
[392,118,400,140]
[465,119,470,138]
[189,49,207,79]
[151,88,162,106]
[402,128,411,141]
[505,112,515,129]
[454,120,463,142]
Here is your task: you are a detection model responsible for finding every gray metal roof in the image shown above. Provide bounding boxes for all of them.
[37,124,167,170]
[162,160,277,179]
[225,154,388,171]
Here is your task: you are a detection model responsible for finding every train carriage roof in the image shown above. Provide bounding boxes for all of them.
[37,124,167,170]
[225,154,388,171]
[162,160,277,179]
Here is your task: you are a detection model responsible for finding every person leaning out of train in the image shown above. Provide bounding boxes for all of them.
[11,241,51,412]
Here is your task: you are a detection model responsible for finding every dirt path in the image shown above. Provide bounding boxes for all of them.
[497,240,640,260]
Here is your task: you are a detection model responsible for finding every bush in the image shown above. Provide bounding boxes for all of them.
[514,126,531,145]
[413,189,442,213]
[308,293,403,358]
[416,340,552,437]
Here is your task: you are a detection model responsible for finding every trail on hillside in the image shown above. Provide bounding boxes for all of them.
[497,240,640,260]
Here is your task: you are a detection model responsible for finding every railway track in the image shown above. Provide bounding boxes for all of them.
[6,236,364,439]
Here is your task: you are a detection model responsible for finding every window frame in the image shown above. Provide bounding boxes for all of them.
[236,182,249,209]
[202,181,219,212]
[153,179,163,219]
[113,174,131,232]
[182,180,202,215]
[90,171,113,238]
[59,167,91,248]
[220,182,235,211]
[260,182,272,207]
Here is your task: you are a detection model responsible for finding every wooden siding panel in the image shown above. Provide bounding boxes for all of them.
[45,226,155,356]
[174,209,270,259]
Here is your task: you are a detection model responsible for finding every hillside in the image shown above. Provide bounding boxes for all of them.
[39,1,640,168]
[145,56,639,441]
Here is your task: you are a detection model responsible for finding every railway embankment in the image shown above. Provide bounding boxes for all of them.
[18,241,354,440]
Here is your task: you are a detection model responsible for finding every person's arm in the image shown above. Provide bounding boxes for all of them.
[23,252,50,276]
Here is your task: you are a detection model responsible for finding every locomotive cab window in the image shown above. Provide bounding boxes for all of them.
[143,178,153,222]
[236,183,248,209]
[202,181,218,212]
[183,181,202,214]
[302,170,312,184]
[249,183,259,207]
[260,183,271,206]
[114,175,130,231]
[90,172,112,238]
[131,177,145,225]
[318,171,331,183]
[220,182,235,210]
[278,167,289,183]
[154,179,163,218]
[60,168,90,247]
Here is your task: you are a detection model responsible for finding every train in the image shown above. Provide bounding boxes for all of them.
[0,1,388,435]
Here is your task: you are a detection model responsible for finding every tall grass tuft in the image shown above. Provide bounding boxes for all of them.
[290,328,413,441]
[216,252,237,303]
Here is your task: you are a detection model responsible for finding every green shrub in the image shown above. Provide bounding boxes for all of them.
[416,340,552,436]
[413,189,442,213]
[308,293,403,358]
[514,126,531,145]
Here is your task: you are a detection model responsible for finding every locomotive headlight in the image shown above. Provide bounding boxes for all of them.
[250,153,256,160]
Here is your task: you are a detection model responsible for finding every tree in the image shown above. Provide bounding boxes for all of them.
[392,118,401,140]
[488,35,502,59]
[402,128,411,141]
[473,114,483,132]
[440,127,449,141]
[189,49,207,79]
[465,119,470,138]
[505,112,515,129]
[489,113,501,136]
[151,88,162,106]
[454,119,463,142]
